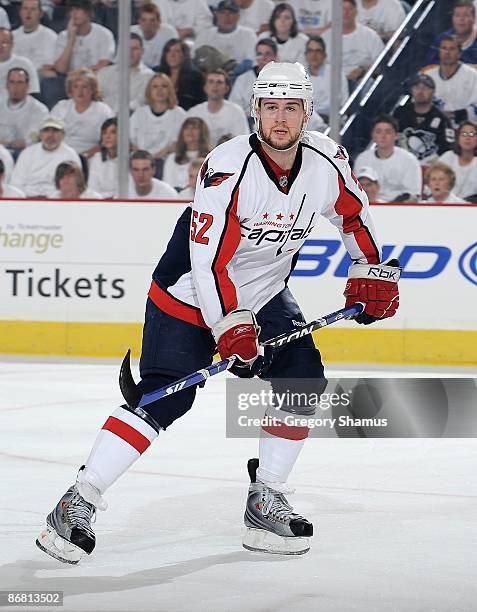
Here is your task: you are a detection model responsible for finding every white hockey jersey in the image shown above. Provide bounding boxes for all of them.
[149,132,381,330]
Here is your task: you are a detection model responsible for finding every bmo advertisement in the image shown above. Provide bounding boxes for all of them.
[0,199,475,364]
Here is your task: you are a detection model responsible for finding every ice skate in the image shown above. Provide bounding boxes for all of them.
[242,458,313,555]
[36,468,102,565]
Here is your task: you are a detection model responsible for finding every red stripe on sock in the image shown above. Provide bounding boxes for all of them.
[262,423,310,441]
[102,416,151,454]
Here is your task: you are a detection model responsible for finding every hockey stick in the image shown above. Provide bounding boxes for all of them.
[119,303,364,409]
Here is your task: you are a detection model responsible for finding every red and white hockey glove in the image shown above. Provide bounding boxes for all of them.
[344,259,401,325]
[213,310,265,377]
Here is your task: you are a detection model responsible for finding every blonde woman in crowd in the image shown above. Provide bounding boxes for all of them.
[439,121,477,202]
[51,68,114,159]
[130,72,186,166]
[162,117,210,191]
[88,117,118,199]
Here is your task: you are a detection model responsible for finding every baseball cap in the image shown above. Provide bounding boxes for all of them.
[40,116,65,131]
[216,0,240,12]
[411,73,435,90]
[357,167,378,182]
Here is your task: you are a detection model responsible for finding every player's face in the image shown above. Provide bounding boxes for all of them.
[439,40,460,66]
[411,83,434,105]
[429,170,451,200]
[372,122,397,150]
[458,124,477,151]
[40,127,63,151]
[101,124,117,150]
[259,98,305,150]
[452,6,474,35]
[255,45,277,70]
[20,0,42,29]
[130,160,154,187]
[7,70,29,103]
[70,77,94,105]
[138,11,160,38]
[274,9,293,36]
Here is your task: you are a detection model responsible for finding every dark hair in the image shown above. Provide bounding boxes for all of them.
[0,159,4,175]
[269,3,298,39]
[55,160,86,192]
[158,38,192,74]
[67,0,93,14]
[100,117,117,161]
[174,117,210,164]
[306,35,326,54]
[21,0,43,10]
[439,34,462,51]
[256,38,278,55]
[130,149,156,170]
[455,120,477,156]
[454,0,475,17]
[137,2,160,19]
[130,32,143,48]
[371,113,399,133]
[344,0,357,6]
[7,67,29,83]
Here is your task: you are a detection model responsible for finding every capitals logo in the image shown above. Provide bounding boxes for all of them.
[200,159,234,188]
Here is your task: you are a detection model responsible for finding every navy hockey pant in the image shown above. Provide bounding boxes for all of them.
[138,288,325,429]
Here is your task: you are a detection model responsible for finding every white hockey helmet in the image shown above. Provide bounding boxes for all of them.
[251,61,314,146]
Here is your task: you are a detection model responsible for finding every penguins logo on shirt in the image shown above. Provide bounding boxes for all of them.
[402,127,437,161]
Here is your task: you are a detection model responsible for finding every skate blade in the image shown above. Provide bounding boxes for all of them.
[242,527,310,555]
[36,526,84,565]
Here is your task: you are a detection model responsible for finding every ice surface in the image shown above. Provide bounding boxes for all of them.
[1,361,476,612]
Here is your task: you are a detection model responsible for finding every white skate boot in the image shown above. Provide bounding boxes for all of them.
[243,458,313,555]
[36,467,105,564]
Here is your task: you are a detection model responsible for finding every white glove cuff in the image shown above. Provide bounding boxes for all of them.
[212,309,257,342]
[348,262,401,283]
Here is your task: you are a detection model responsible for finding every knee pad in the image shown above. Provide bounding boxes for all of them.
[137,374,197,430]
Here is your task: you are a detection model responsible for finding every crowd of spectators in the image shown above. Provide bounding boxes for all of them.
[0,0,474,204]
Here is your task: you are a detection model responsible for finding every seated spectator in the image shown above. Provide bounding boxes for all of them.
[13,0,58,77]
[177,157,206,200]
[0,68,48,155]
[0,158,25,198]
[130,2,177,69]
[195,0,256,73]
[229,38,277,117]
[354,114,422,202]
[439,121,477,201]
[163,117,211,190]
[356,0,405,42]
[52,159,102,199]
[258,3,308,65]
[158,38,206,110]
[0,143,15,182]
[128,150,178,200]
[421,162,465,204]
[292,0,331,37]
[97,33,154,113]
[393,73,454,167]
[186,68,250,146]
[53,0,115,75]
[322,0,384,89]
[356,166,386,202]
[153,0,213,40]
[0,27,39,99]
[88,117,118,199]
[427,0,477,66]
[305,36,348,121]
[236,0,274,35]
[51,67,114,158]
[422,35,477,128]
[10,116,81,197]
[130,72,186,165]
[0,7,10,29]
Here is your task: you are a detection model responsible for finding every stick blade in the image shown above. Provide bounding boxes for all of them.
[119,349,141,408]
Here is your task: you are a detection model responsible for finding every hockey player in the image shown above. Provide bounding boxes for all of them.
[36,62,400,563]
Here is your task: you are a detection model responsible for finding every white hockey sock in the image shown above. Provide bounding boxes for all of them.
[257,421,309,484]
[81,406,158,495]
